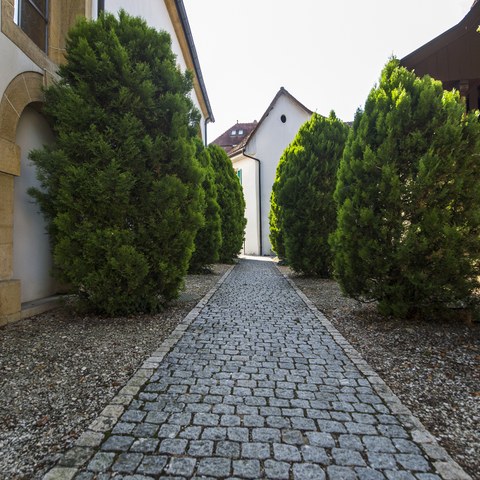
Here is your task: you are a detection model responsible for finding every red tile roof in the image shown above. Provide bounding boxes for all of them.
[211,121,258,154]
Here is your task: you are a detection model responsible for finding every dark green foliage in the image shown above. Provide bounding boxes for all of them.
[208,144,246,262]
[29,11,204,315]
[189,139,222,272]
[269,153,287,260]
[331,59,480,318]
[270,113,349,276]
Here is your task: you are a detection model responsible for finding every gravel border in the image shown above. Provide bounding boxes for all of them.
[0,264,232,480]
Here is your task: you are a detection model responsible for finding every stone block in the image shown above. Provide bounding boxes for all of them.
[0,279,20,319]
[0,138,20,176]
[0,244,14,280]
[0,94,20,142]
[42,467,77,480]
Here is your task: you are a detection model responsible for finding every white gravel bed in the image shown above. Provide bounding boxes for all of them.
[279,266,480,480]
[0,264,231,480]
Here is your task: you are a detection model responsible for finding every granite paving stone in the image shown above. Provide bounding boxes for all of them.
[216,440,241,458]
[136,455,168,475]
[196,457,232,477]
[188,439,214,457]
[301,444,330,464]
[273,443,302,462]
[87,452,115,472]
[293,462,326,480]
[232,459,261,478]
[264,459,290,479]
[165,457,196,477]
[111,453,143,473]
[64,259,470,480]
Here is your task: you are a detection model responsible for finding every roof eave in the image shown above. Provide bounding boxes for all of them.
[401,3,480,66]
[242,87,313,152]
[165,0,214,122]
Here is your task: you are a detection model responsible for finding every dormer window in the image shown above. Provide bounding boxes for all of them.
[15,0,49,52]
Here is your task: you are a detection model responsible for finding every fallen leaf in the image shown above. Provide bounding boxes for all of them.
[35,415,49,427]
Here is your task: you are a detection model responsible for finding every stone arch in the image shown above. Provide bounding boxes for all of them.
[0,71,45,325]
[0,71,45,144]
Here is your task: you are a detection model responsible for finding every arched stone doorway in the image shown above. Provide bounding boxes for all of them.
[14,105,56,303]
[0,71,47,324]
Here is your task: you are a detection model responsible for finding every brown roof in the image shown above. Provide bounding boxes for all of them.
[211,122,258,154]
[400,2,480,82]
[228,87,313,158]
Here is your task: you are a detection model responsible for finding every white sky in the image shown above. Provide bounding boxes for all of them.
[183,0,474,142]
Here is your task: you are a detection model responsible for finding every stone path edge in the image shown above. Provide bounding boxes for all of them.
[43,264,236,480]
[276,265,472,480]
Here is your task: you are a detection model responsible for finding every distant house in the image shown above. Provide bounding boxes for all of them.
[213,87,313,256]
[213,122,258,154]
[401,1,480,110]
[0,0,212,325]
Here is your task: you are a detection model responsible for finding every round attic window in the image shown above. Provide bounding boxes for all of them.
[281,114,287,123]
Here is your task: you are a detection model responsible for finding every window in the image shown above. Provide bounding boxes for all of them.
[281,114,287,123]
[231,130,237,136]
[238,129,244,135]
[15,0,48,52]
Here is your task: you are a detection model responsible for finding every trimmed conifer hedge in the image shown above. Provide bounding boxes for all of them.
[29,11,204,315]
[270,112,349,276]
[190,140,222,272]
[331,59,480,318]
[208,145,246,262]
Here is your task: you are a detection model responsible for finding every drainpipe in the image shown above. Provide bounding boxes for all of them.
[242,149,262,256]
[204,117,211,146]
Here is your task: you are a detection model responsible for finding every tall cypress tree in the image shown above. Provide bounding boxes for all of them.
[29,11,204,315]
[208,145,246,262]
[270,112,349,276]
[331,59,480,318]
[189,139,222,272]
[269,152,288,260]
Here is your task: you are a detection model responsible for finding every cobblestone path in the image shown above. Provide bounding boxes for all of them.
[53,259,470,480]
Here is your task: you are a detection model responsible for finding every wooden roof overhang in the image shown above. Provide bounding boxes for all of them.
[400,2,480,91]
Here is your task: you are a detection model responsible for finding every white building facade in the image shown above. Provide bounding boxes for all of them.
[0,0,212,325]
[229,88,312,256]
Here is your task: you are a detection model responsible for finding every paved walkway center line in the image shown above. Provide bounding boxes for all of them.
[46,259,471,480]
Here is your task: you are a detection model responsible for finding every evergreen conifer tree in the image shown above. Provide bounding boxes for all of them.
[269,155,287,260]
[189,139,222,272]
[208,145,246,262]
[331,59,480,317]
[29,11,204,315]
[270,112,349,276]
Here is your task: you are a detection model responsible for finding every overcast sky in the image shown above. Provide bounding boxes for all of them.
[183,0,474,141]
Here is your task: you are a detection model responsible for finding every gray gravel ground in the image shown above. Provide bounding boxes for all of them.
[278,266,480,480]
[0,264,230,480]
